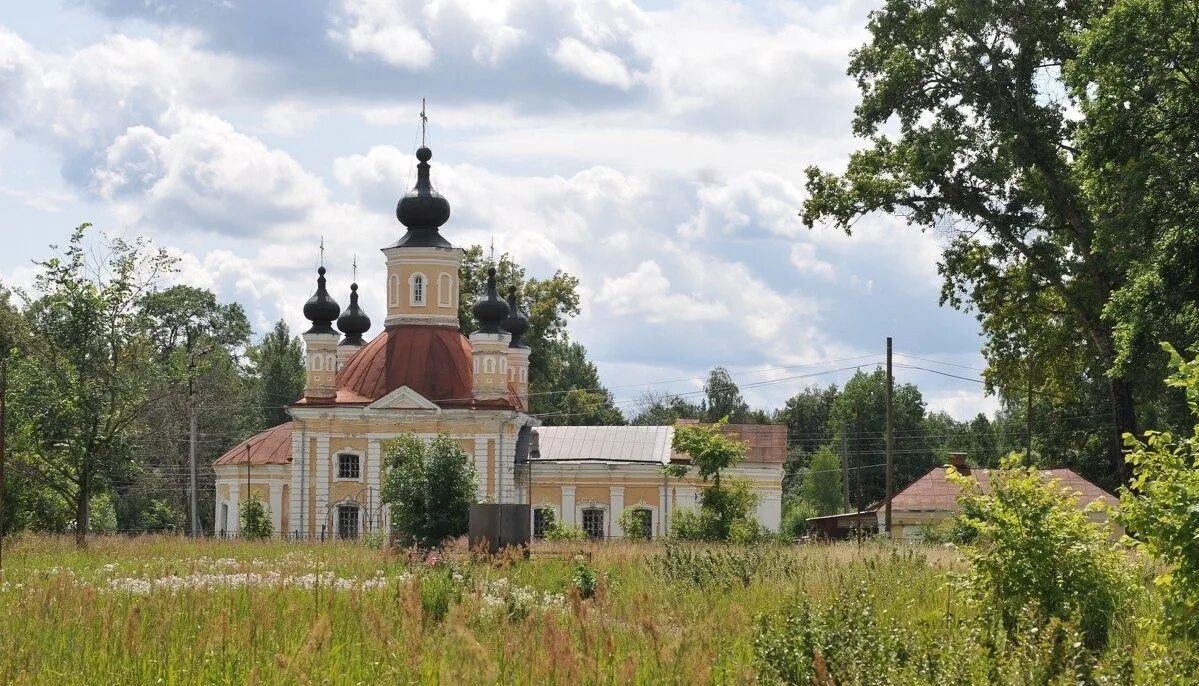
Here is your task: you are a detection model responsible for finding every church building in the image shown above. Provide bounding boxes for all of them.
[214,139,783,540]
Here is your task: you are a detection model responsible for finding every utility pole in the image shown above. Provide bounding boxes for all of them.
[1,360,7,572]
[854,409,863,546]
[884,337,894,537]
[839,428,850,513]
[188,400,199,537]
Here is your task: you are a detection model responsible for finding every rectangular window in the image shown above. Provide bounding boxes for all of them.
[581,508,605,540]
[337,453,360,480]
[337,505,359,540]
[533,508,548,539]
[631,508,653,539]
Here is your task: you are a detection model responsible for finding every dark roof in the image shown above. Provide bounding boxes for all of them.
[336,283,371,345]
[302,267,340,334]
[214,423,293,466]
[393,146,452,248]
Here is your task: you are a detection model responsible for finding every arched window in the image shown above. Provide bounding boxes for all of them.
[389,274,400,307]
[337,503,360,539]
[438,273,452,307]
[313,355,323,372]
[410,273,426,306]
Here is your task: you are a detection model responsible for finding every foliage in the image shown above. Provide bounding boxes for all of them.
[544,522,586,542]
[3,536,1197,683]
[238,496,272,540]
[801,0,1199,483]
[360,531,386,550]
[1120,343,1199,643]
[571,557,599,599]
[8,224,175,545]
[419,568,460,624]
[669,421,761,541]
[800,445,844,517]
[249,320,305,428]
[829,369,932,505]
[630,390,704,426]
[381,433,477,548]
[949,454,1133,649]
[704,366,748,423]
[616,507,652,541]
[779,500,815,541]
[670,419,747,485]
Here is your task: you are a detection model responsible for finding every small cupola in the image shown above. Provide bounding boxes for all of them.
[501,287,529,348]
[337,283,371,345]
[472,267,509,333]
[303,266,341,335]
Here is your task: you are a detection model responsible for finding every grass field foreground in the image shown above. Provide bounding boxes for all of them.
[0,535,1193,684]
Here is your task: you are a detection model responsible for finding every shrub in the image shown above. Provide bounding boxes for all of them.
[1120,343,1199,643]
[572,557,599,599]
[545,522,586,541]
[616,506,652,541]
[382,433,477,548]
[419,568,460,623]
[949,454,1133,649]
[361,530,386,550]
[669,478,762,541]
[239,496,273,540]
[779,500,816,541]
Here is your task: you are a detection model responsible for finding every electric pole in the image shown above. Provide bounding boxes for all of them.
[189,399,199,537]
[884,337,894,537]
[1025,361,1033,459]
[1,360,7,572]
[839,428,850,513]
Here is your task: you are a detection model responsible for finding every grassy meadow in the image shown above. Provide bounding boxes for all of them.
[0,535,1193,685]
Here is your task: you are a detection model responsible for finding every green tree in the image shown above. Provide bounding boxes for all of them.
[239,496,273,540]
[828,369,931,506]
[800,445,844,517]
[9,225,173,545]
[630,391,704,426]
[668,420,760,541]
[802,0,1199,484]
[135,286,254,534]
[777,383,838,454]
[704,366,748,423]
[1120,343,1199,643]
[250,320,305,428]
[381,433,477,547]
[536,341,624,426]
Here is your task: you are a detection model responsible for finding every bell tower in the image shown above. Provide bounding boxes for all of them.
[302,266,340,400]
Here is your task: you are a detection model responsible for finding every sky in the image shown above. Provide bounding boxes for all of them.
[0,0,997,420]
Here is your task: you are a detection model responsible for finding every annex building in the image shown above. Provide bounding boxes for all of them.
[214,142,783,540]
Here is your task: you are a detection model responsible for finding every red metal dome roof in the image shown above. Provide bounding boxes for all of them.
[214,422,293,466]
[334,326,474,404]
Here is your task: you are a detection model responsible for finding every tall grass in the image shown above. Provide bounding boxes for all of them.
[0,535,1191,684]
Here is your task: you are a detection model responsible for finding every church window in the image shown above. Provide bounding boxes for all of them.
[629,508,652,540]
[389,274,400,307]
[313,355,323,372]
[337,504,360,539]
[337,453,360,480]
[484,358,495,374]
[533,508,549,539]
[410,273,426,306]
[581,508,605,540]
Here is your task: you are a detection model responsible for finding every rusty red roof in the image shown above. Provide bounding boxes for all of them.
[891,466,1118,512]
[332,325,481,406]
[214,422,293,466]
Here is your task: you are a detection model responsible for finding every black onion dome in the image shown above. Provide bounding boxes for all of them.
[393,146,452,248]
[337,283,371,345]
[472,267,509,334]
[303,267,341,335]
[501,287,529,348]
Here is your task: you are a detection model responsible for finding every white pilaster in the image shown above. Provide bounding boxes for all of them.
[659,485,668,537]
[228,481,240,535]
[609,486,625,538]
[367,440,381,531]
[269,483,284,534]
[315,435,330,539]
[560,485,576,526]
[290,431,303,537]
[474,438,489,501]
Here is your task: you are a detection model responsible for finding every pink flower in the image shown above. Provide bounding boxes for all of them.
[425,552,440,567]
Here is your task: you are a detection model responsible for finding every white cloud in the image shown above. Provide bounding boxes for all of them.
[596,260,728,322]
[789,243,835,279]
[551,37,635,89]
[331,0,434,69]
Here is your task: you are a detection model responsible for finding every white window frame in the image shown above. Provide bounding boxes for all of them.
[576,501,610,540]
[333,449,364,482]
[409,272,427,307]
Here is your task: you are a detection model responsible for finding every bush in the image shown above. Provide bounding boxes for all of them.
[545,522,586,541]
[382,433,477,548]
[616,506,652,541]
[419,569,460,623]
[1120,343,1199,643]
[779,500,816,541]
[669,478,763,541]
[239,496,273,540]
[949,454,1133,649]
[572,557,599,599]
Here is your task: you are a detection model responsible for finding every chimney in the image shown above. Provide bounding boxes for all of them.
[947,452,970,474]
